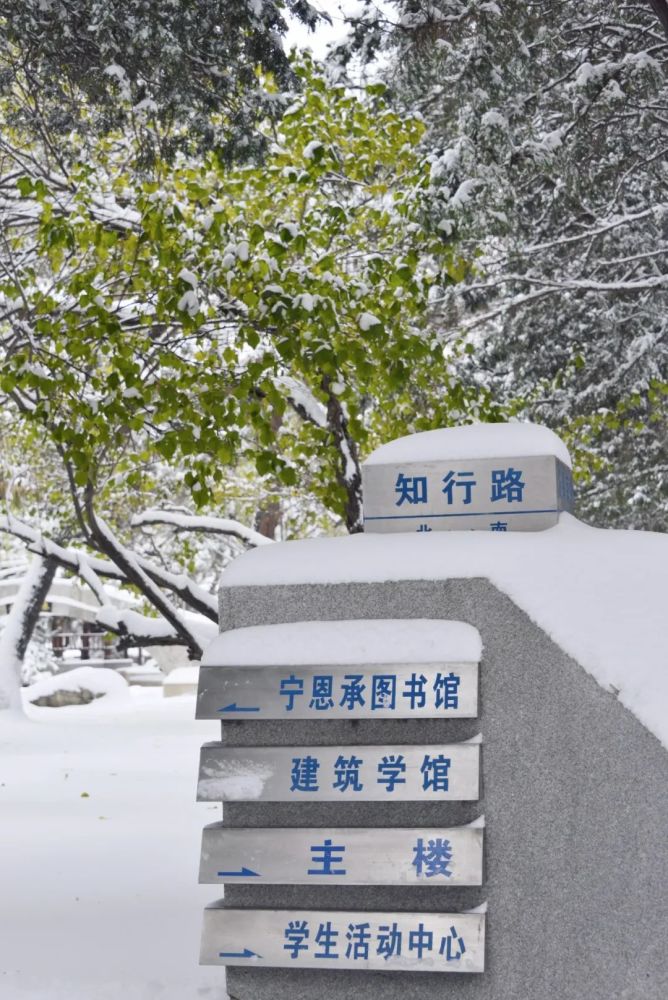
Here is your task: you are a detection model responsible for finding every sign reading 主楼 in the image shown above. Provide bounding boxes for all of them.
[201,906,486,972]
[197,742,480,802]
[199,824,483,885]
[196,660,478,719]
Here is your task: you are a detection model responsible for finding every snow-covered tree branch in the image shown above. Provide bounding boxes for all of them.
[0,554,56,710]
[131,509,274,548]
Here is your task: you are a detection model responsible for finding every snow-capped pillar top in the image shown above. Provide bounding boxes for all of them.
[361,421,573,534]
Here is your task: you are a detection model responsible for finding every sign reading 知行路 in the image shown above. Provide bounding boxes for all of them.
[362,454,573,533]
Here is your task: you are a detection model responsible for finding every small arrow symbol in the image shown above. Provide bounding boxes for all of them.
[219,948,260,959]
[218,703,260,713]
[217,867,261,878]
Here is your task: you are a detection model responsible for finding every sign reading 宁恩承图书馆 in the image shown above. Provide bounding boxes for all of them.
[199,824,483,885]
[362,455,573,533]
[200,907,486,972]
[196,661,478,719]
[197,743,480,802]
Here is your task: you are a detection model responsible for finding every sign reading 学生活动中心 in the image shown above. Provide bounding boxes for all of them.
[200,907,486,973]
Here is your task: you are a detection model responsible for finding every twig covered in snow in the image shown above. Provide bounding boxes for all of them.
[0,514,217,621]
[0,515,125,582]
[95,606,200,651]
[0,513,218,654]
[83,496,204,659]
[132,509,273,547]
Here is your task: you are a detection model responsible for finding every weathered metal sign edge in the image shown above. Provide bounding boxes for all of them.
[199,823,484,885]
[197,742,481,802]
[196,660,480,720]
[200,906,486,973]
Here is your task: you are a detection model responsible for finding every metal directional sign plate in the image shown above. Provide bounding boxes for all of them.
[196,661,479,720]
[197,742,480,802]
[201,906,486,972]
[200,824,483,885]
[362,453,574,533]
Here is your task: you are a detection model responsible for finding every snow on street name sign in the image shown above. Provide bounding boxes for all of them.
[196,660,478,719]
[197,742,480,802]
[361,423,574,533]
[363,454,573,533]
[199,824,484,885]
[200,906,486,972]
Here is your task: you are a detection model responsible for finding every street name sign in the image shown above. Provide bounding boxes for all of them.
[201,906,486,972]
[199,824,484,885]
[197,742,480,802]
[362,454,574,533]
[196,660,479,719]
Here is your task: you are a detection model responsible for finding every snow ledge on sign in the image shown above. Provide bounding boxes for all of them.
[362,421,572,469]
[202,619,482,666]
[219,514,668,751]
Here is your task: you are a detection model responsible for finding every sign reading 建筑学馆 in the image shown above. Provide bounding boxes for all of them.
[197,743,480,802]
[201,907,486,972]
[362,455,574,533]
[199,824,484,885]
[196,660,478,719]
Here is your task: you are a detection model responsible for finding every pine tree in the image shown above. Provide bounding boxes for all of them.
[0,1,323,162]
[340,0,668,529]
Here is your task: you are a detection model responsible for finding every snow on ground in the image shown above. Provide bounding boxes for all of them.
[24,666,128,702]
[0,690,224,1000]
[363,420,572,467]
[221,513,668,750]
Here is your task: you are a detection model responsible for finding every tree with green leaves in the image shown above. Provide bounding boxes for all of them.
[0,56,500,704]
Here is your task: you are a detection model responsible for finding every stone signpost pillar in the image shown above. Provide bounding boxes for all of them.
[193,422,668,1000]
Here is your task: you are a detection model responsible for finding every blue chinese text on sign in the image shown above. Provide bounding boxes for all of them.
[200,907,486,972]
[196,661,478,720]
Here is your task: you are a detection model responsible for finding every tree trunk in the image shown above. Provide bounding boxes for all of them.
[0,554,58,711]
[254,408,283,541]
[322,377,363,533]
[648,0,668,38]
[254,502,281,540]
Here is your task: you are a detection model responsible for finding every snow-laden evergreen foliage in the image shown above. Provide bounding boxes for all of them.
[0,1,323,162]
[339,0,668,529]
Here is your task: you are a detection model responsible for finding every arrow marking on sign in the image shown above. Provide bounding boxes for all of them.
[218,703,260,713]
[217,867,261,877]
[219,949,261,959]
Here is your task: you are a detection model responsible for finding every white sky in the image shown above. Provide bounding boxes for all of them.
[285,1,391,59]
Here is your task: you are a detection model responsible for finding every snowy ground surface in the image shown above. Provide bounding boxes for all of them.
[0,690,224,1000]
[24,665,129,702]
